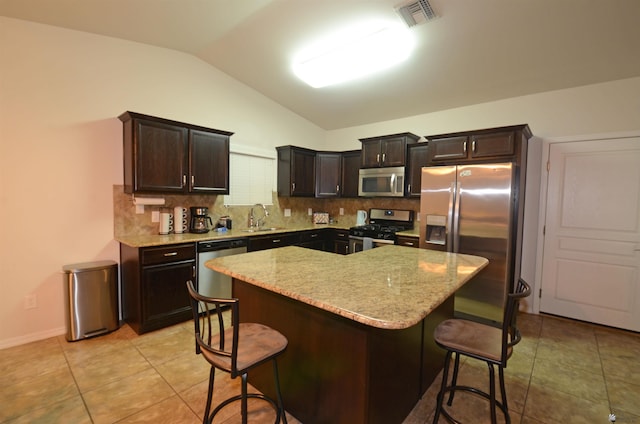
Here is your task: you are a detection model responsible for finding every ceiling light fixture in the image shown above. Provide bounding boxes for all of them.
[293,21,415,88]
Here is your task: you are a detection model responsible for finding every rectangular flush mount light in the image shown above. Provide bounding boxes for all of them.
[293,21,414,88]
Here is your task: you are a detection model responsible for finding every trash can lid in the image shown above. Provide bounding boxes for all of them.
[62,260,118,273]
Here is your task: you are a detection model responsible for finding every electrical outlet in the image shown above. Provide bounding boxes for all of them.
[339,207,344,215]
[135,204,145,214]
[151,211,160,222]
[308,208,313,216]
[24,294,37,309]
[284,208,291,217]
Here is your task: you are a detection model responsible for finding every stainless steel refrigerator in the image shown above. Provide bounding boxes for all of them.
[419,163,518,325]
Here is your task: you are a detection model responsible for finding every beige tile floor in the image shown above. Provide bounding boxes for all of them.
[1,313,639,423]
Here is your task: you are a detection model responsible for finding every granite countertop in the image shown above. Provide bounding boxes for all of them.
[206,245,488,330]
[115,223,351,247]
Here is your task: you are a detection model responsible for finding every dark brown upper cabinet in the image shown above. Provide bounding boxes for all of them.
[359,133,419,168]
[315,152,342,197]
[340,150,361,198]
[426,125,532,165]
[119,111,232,194]
[406,142,429,197]
[277,146,316,197]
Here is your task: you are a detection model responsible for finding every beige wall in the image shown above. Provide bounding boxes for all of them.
[2,16,640,348]
[0,17,324,348]
[324,76,640,148]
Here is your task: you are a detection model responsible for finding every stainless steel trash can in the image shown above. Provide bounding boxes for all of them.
[62,260,119,342]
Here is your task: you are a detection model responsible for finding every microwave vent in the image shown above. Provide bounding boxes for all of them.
[396,0,437,27]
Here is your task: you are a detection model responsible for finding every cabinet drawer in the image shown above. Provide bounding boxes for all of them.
[248,234,299,251]
[299,229,328,242]
[141,243,196,265]
[396,236,419,248]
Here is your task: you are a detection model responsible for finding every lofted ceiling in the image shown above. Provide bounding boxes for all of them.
[2,0,640,130]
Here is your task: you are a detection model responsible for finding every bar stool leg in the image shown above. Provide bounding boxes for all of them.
[488,364,497,424]
[433,351,452,424]
[447,353,461,406]
[204,367,215,424]
[241,373,249,424]
[271,359,287,424]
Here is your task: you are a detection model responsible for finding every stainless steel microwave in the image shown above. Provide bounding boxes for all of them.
[358,166,405,197]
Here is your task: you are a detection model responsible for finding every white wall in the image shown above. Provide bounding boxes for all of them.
[0,17,324,348]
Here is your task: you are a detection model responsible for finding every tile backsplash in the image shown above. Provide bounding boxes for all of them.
[113,185,419,237]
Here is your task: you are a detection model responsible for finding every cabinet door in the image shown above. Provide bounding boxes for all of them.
[189,129,230,193]
[291,149,316,196]
[381,136,408,167]
[332,229,350,255]
[341,150,361,198]
[298,229,328,251]
[428,136,469,162]
[361,139,382,168]
[141,260,195,332]
[470,131,515,159]
[134,119,188,193]
[407,143,429,197]
[315,152,341,197]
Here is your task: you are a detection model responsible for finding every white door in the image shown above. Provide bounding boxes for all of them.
[540,137,640,332]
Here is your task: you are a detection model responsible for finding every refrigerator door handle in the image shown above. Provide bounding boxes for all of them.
[446,182,456,252]
[452,181,462,252]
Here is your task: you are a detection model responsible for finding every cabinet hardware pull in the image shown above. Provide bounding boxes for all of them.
[182,175,186,185]
[192,266,196,277]
[336,184,339,192]
[191,175,195,185]
[463,141,467,154]
[376,153,380,163]
[292,182,296,191]
[272,239,281,243]
[472,140,476,153]
[310,234,317,238]
[408,183,411,193]
[163,252,178,256]
[382,153,386,163]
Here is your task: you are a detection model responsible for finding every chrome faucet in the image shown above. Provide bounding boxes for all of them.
[249,203,269,228]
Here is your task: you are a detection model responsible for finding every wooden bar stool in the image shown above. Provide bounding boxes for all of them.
[186,281,288,424]
[432,278,531,423]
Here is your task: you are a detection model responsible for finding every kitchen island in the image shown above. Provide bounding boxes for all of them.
[206,245,488,424]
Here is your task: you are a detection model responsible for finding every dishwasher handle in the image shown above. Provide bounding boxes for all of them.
[198,238,248,252]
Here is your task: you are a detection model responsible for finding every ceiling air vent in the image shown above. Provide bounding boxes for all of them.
[396,0,437,27]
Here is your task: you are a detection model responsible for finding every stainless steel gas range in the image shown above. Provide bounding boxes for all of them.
[348,208,414,253]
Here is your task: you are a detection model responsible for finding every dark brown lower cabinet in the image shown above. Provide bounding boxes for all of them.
[234,279,452,424]
[332,229,350,254]
[298,229,327,251]
[120,243,196,334]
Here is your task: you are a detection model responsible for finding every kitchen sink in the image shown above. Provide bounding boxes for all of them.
[242,227,283,233]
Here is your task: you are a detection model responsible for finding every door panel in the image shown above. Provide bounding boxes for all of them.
[541,138,640,331]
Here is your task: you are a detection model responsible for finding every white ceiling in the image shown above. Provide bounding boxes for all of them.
[2,0,640,130]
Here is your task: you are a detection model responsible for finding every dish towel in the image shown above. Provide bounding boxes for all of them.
[363,237,373,250]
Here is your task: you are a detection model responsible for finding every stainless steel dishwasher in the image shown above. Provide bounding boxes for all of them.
[197,238,248,298]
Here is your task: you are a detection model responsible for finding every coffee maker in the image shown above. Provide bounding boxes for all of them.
[189,206,213,233]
